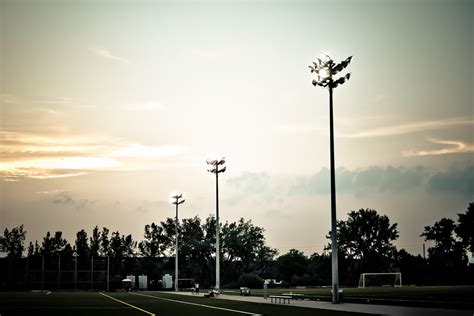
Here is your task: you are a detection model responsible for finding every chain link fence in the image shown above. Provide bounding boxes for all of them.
[0,256,174,291]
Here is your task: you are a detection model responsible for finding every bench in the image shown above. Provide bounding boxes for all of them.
[269,295,292,304]
[282,293,305,300]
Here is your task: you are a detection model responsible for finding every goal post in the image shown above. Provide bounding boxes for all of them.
[358,272,402,288]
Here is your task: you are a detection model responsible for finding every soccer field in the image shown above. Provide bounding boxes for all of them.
[0,291,371,316]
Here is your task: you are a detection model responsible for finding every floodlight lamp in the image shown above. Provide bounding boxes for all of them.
[319,68,330,80]
[320,53,331,63]
[171,193,182,200]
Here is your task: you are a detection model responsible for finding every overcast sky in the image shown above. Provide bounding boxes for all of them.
[1,0,473,256]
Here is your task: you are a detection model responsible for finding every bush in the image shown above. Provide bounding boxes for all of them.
[290,274,313,286]
[237,273,264,288]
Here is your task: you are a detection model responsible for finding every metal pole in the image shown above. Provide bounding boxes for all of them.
[107,255,110,292]
[58,255,61,290]
[215,171,220,291]
[329,85,340,304]
[74,256,77,290]
[175,203,179,292]
[91,256,94,290]
[423,243,426,259]
[41,255,44,293]
[26,256,29,291]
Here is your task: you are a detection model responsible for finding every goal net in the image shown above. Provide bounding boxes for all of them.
[358,272,402,288]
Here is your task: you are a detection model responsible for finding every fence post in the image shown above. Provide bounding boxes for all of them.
[58,255,61,290]
[107,256,110,292]
[25,256,29,291]
[74,255,77,290]
[91,256,94,290]
[41,255,44,293]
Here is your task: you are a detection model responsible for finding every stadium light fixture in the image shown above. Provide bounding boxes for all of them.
[171,193,185,292]
[206,157,226,291]
[309,54,352,304]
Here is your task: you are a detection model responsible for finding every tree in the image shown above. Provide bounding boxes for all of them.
[456,202,474,251]
[75,229,90,257]
[90,226,100,257]
[421,218,457,254]
[109,231,136,258]
[34,240,41,255]
[100,227,110,256]
[393,249,425,285]
[275,249,308,283]
[27,241,34,256]
[121,234,136,257]
[421,217,465,270]
[327,208,399,272]
[139,223,167,257]
[177,216,213,286]
[2,225,27,258]
[41,231,68,256]
[221,218,277,279]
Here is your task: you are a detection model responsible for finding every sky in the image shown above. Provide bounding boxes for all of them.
[1,0,473,256]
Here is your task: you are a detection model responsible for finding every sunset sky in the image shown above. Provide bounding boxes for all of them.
[1,0,473,256]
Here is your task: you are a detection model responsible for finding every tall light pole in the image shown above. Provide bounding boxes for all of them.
[207,158,226,291]
[171,193,185,292]
[309,54,352,304]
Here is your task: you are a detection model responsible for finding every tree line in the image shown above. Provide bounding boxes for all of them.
[1,202,473,287]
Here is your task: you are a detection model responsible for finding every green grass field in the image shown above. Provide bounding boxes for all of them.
[1,286,473,315]
[0,291,371,316]
[221,285,474,309]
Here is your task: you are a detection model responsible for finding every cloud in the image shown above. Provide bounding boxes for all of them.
[1,131,188,180]
[1,168,88,181]
[403,139,474,157]
[0,93,19,104]
[89,47,130,64]
[288,166,426,197]
[52,191,74,205]
[427,166,474,196]
[124,100,164,112]
[277,124,325,134]
[134,200,169,214]
[227,172,270,194]
[264,209,289,219]
[109,144,187,158]
[347,117,473,138]
[225,165,474,206]
[35,97,73,105]
[184,49,220,59]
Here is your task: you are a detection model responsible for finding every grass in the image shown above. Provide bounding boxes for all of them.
[221,285,474,309]
[0,291,372,316]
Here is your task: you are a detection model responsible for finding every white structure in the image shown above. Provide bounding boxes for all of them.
[138,275,148,290]
[358,272,402,288]
[126,275,136,289]
[162,274,173,289]
[467,251,474,265]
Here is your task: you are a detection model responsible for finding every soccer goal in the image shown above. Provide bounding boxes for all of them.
[358,272,402,288]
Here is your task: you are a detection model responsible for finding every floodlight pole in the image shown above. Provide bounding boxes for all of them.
[309,54,352,304]
[328,84,339,304]
[207,158,226,291]
[215,170,220,291]
[171,194,185,292]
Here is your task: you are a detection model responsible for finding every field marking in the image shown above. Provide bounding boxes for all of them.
[99,292,156,316]
[131,292,262,316]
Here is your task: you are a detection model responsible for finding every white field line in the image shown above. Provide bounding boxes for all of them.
[99,292,156,316]
[131,292,262,316]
